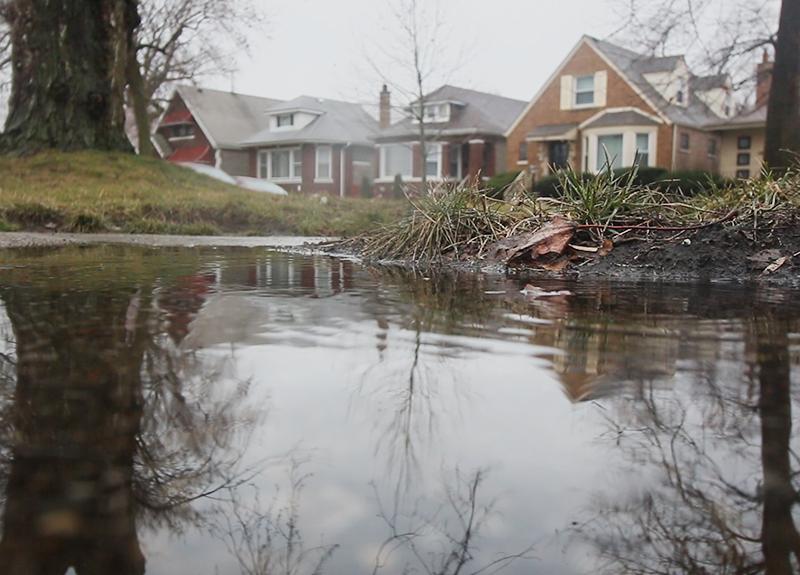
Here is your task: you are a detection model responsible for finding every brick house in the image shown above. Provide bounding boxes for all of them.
[239,96,378,197]
[155,86,282,176]
[373,85,526,194]
[507,36,733,178]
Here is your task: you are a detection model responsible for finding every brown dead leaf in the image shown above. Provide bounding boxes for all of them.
[537,258,572,272]
[486,216,576,263]
[762,256,788,275]
[598,239,614,256]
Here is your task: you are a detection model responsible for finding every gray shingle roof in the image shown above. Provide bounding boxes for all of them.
[177,86,283,148]
[376,85,527,140]
[241,96,379,147]
[692,74,729,91]
[708,105,767,130]
[588,37,724,128]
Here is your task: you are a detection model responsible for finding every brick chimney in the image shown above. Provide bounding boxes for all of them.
[379,85,391,129]
[756,49,773,108]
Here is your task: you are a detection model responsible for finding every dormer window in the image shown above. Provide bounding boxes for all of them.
[276,113,294,128]
[575,75,595,106]
[422,103,450,123]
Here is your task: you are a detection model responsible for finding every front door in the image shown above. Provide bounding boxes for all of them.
[549,141,570,172]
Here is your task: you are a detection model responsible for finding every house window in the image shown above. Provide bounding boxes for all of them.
[635,133,650,167]
[738,135,752,150]
[736,169,751,179]
[575,75,595,106]
[315,146,332,181]
[597,134,624,171]
[258,148,302,181]
[380,144,413,179]
[707,138,718,157]
[737,153,751,166]
[679,132,690,152]
[518,141,528,163]
[425,143,443,178]
[170,124,194,139]
[448,144,462,179]
[276,114,294,128]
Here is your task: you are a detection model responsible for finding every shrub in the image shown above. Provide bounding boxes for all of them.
[392,174,405,199]
[613,166,669,187]
[361,176,373,199]
[660,170,732,196]
[534,172,595,198]
[485,171,521,199]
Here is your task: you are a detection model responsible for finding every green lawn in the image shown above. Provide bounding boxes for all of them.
[0,151,408,236]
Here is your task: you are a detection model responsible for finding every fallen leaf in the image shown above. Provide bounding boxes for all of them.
[538,258,571,272]
[598,239,614,256]
[486,217,576,263]
[762,256,788,275]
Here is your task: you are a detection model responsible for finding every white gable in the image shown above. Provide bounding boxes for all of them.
[643,60,690,107]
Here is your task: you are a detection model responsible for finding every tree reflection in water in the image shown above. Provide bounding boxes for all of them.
[580,304,800,574]
[0,248,256,574]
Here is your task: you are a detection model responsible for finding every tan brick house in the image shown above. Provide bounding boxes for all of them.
[507,36,733,178]
[374,85,526,194]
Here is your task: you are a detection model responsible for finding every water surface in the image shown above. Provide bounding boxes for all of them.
[0,245,798,574]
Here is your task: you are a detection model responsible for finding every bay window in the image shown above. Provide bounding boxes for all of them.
[425,143,443,178]
[258,147,303,181]
[585,129,657,173]
[635,133,650,167]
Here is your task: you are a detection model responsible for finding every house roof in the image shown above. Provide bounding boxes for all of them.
[708,105,767,130]
[692,74,729,91]
[582,109,660,129]
[588,37,725,129]
[527,123,578,141]
[377,85,527,140]
[241,95,379,147]
[174,86,283,149]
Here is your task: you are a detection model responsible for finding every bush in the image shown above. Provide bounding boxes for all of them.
[613,166,669,187]
[485,171,521,199]
[392,174,405,199]
[361,176,373,199]
[534,172,595,198]
[659,170,732,196]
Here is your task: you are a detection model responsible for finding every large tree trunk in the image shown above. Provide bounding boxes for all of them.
[764,0,800,170]
[0,0,139,154]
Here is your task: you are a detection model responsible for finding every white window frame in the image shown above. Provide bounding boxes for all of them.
[424,143,443,179]
[378,144,414,181]
[583,127,658,173]
[258,147,302,183]
[276,113,294,128]
[315,145,333,182]
[449,144,464,178]
[574,75,596,108]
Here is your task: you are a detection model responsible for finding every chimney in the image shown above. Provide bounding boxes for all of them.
[756,49,773,109]
[379,85,391,129]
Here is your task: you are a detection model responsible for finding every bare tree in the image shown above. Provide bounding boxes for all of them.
[128,0,263,155]
[367,0,464,192]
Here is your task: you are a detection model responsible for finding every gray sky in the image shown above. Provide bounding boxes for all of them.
[206,0,622,106]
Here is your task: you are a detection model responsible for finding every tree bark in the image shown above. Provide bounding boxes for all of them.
[764,0,800,170]
[0,0,139,154]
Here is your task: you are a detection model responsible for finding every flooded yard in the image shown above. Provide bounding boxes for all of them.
[0,245,798,574]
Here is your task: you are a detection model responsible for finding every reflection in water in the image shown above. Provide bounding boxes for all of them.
[0,246,797,574]
[0,248,254,574]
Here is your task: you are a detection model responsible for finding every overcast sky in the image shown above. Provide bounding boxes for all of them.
[207,0,623,107]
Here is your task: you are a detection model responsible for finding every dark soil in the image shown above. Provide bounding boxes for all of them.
[528,219,800,285]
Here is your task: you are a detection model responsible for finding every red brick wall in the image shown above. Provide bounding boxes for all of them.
[674,127,721,172]
[507,41,672,173]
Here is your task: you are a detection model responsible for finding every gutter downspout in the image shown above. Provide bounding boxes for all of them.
[215,148,223,171]
[670,124,677,172]
[340,143,351,198]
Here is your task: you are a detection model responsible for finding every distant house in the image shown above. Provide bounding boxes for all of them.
[373,85,527,193]
[155,86,282,176]
[239,96,378,197]
[507,36,733,178]
[706,52,773,180]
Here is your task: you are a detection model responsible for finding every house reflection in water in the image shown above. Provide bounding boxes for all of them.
[217,255,355,297]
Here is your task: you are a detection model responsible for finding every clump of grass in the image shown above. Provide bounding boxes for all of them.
[68,213,106,233]
[4,201,64,226]
[359,181,541,261]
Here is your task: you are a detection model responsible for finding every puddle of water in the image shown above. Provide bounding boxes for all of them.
[0,244,798,574]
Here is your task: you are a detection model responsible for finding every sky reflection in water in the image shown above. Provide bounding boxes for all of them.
[0,245,798,575]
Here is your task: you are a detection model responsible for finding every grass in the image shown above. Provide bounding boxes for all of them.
[355,165,800,262]
[0,150,408,236]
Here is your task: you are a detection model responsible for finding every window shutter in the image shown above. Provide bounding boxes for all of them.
[560,76,574,110]
[595,71,608,107]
